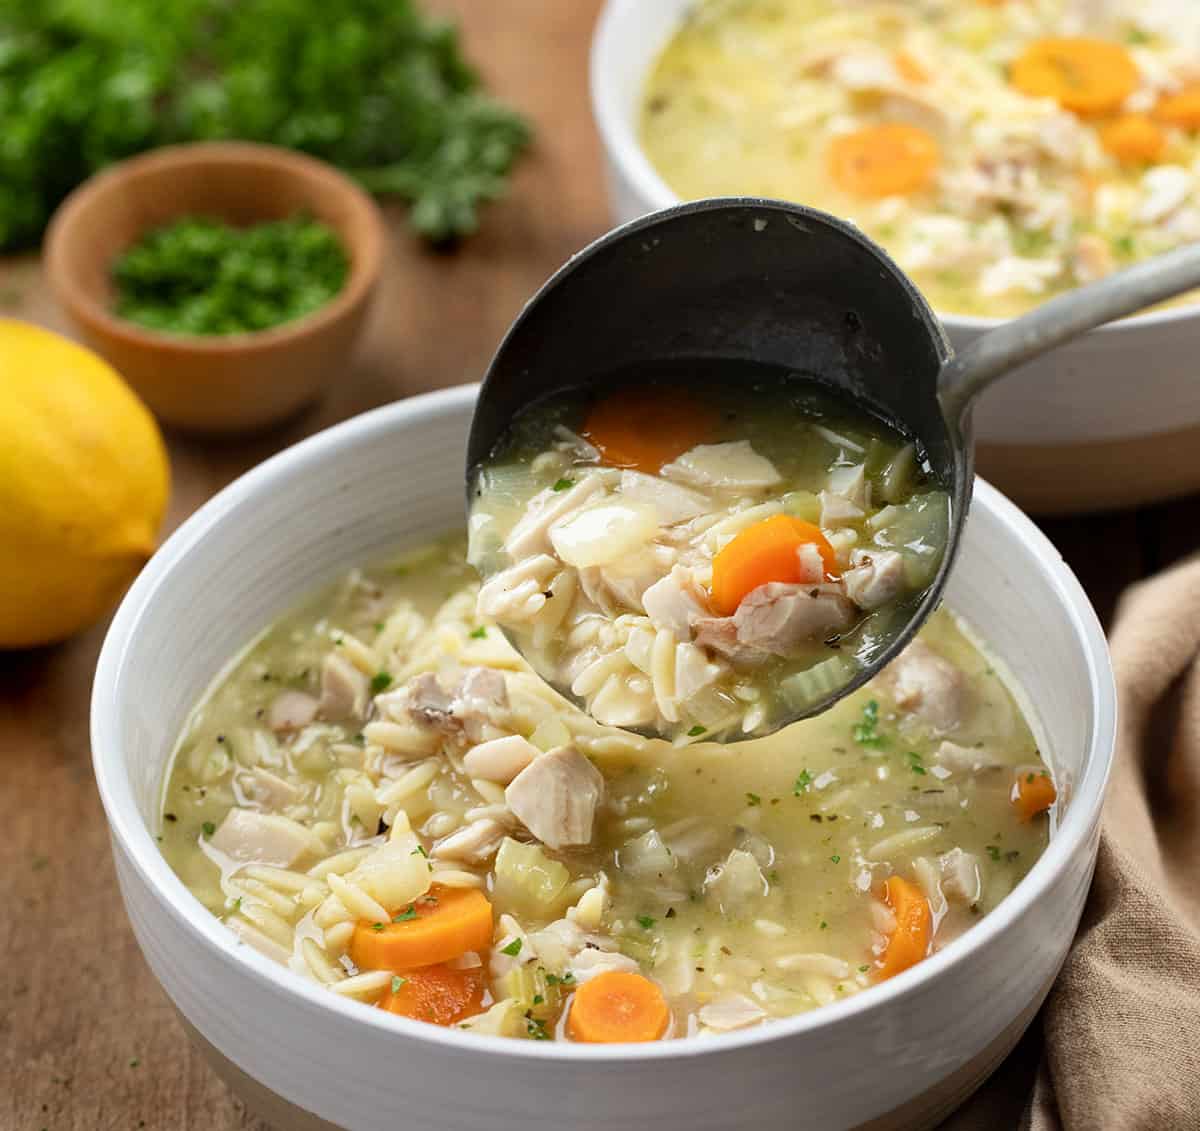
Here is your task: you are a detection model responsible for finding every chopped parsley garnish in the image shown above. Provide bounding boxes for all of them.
[830,855,841,864]
[393,905,419,922]
[852,700,889,749]
[745,792,761,807]
[551,478,574,492]
[411,845,428,857]
[636,914,656,930]
[371,922,386,933]
[370,671,392,694]
[985,845,1001,862]
[687,725,706,737]
[532,994,544,1005]
[128,1058,140,1068]
[858,964,870,973]
[469,626,488,639]
[201,821,215,837]
[391,975,406,993]
[526,1017,551,1040]
[904,751,927,775]
[500,937,523,956]
[793,769,814,795]
[819,920,829,930]
[544,972,574,986]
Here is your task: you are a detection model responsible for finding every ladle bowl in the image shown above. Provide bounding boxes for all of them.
[468,197,1200,737]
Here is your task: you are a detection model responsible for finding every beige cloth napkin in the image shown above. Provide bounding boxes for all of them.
[946,556,1200,1130]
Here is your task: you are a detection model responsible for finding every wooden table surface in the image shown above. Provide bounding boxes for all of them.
[2,3,1198,1128]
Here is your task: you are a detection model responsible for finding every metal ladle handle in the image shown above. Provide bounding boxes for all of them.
[939,240,1200,422]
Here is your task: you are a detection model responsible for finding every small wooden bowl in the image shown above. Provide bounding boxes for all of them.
[44,142,385,433]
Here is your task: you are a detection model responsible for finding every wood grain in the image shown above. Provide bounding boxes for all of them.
[0,2,1195,1128]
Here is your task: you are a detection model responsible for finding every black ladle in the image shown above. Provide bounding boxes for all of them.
[467,197,1200,739]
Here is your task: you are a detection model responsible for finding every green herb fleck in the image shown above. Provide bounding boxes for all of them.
[526,1017,551,1040]
[830,854,841,864]
[819,920,829,930]
[745,792,761,807]
[904,751,927,775]
[552,478,574,492]
[500,937,523,956]
[985,845,1001,862]
[636,914,656,930]
[393,905,419,923]
[128,1058,140,1068]
[687,725,707,737]
[793,769,814,795]
[371,922,386,933]
[852,700,889,749]
[370,671,392,694]
[469,626,488,639]
[858,964,870,973]
[391,975,406,993]
[201,821,215,837]
[231,896,243,912]
[532,994,544,1005]
[411,845,428,857]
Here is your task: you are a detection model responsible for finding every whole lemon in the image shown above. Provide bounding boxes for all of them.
[0,319,170,648]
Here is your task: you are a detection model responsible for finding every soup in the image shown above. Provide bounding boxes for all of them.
[468,376,951,740]
[641,0,1200,317]
[161,535,1055,1042]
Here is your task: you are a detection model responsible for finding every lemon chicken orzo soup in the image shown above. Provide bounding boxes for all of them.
[468,377,951,740]
[161,534,1056,1042]
[641,0,1200,317]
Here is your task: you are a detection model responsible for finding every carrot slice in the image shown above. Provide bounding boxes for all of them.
[1099,115,1167,164]
[1155,84,1200,129]
[1012,769,1057,821]
[377,964,486,1027]
[877,875,932,981]
[710,514,840,616]
[580,387,718,473]
[567,970,670,1043]
[1010,37,1138,116]
[350,885,493,972]
[893,50,929,85]
[828,123,940,198]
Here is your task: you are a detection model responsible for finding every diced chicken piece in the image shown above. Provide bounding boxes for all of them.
[704,848,768,914]
[876,640,971,732]
[578,545,674,613]
[933,740,1008,774]
[939,848,982,906]
[827,464,870,509]
[433,818,506,864]
[618,470,712,524]
[504,744,604,850]
[730,582,856,656]
[1136,165,1193,224]
[819,490,865,527]
[238,767,301,811]
[693,616,772,666]
[552,426,601,463]
[266,690,319,733]
[476,555,558,622]
[843,549,907,611]
[318,653,370,721]
[550,501,659,569]
[405,667,509,739]
[210,809,321,867]
[641,565,710,637]
[463,734,538,784]
[661,441,782,491]
[674,642,725,702]
[504,477,606,559]
[569,948,641,985]
[699,993,767,1032]
[979,256,1062,299]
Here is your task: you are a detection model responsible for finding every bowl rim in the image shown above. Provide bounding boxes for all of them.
[91,383,1116,1064]
[589,0,1200,336]
[43,140,385,354]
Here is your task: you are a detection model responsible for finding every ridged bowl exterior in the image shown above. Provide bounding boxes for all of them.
[92,386,1115,1130]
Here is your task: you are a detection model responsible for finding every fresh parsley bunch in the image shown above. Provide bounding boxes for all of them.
[0,0,531,250]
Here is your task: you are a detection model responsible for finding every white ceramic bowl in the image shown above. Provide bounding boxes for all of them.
[590,0,1200,515]
[92,385,1115,1131]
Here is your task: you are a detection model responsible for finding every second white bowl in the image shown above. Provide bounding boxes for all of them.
[590,0,1200,514]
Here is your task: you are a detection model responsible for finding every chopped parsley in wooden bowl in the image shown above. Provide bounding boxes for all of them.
[112,215,350,336]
